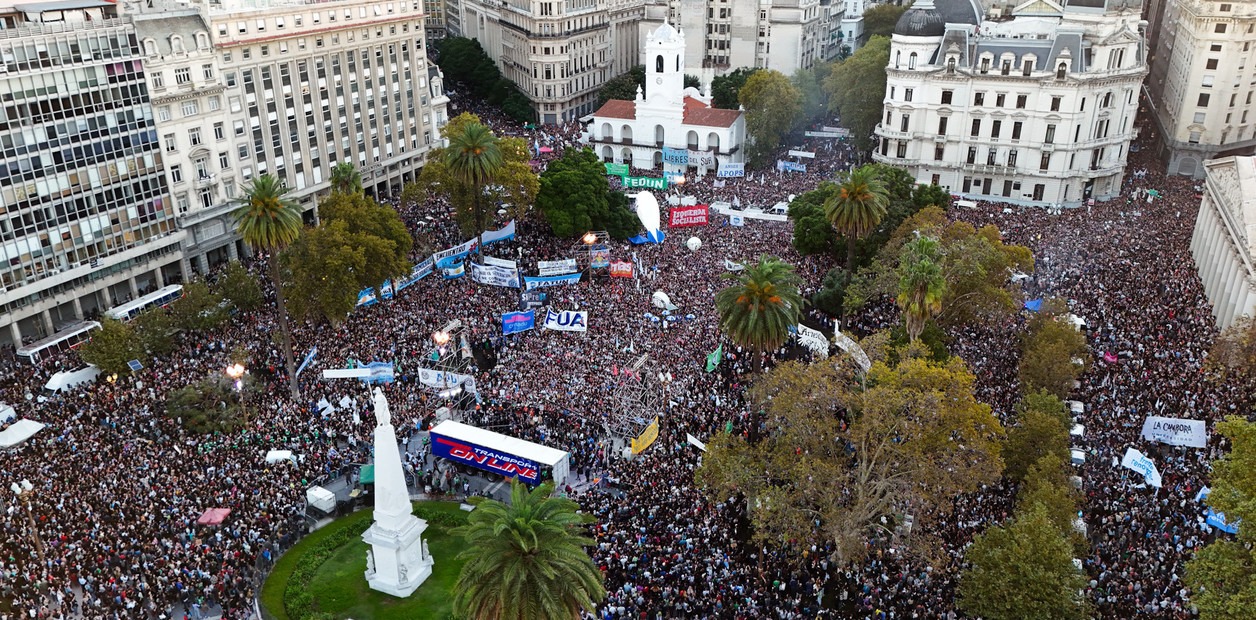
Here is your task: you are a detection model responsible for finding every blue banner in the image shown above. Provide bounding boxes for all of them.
[395,258,434,292]
[777,160,807,173]
[717,162,745,178]
[433,239,478,269]
[431,432,542,485]
[296,346,318,378]
[523,272,582,290]
[502,310,535,335]
[662,147,689,165]
[481,220,517,245]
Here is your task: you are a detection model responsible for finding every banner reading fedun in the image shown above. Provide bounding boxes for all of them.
[631,417,660,455]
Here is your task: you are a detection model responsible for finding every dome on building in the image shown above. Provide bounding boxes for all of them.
[652,20,680,43]
[893,0,983,37]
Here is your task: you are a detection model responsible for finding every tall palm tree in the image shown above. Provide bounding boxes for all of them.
[328,161,363,195]
[232,174,304,398]
[825,166,890,275]
[444,121,503,260]
[896,235,947,342]
[452,481,605,620]
[714,255,805,373]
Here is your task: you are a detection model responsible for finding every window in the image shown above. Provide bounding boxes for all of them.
[170,164,183,183]
[182,101,199,116]
[1198,93,1211,107]
[987,148,997,165]
[1207,58,1219,70]
[1189,131,1202,143]
[189,128,202,146]
[900,115,910,132]
[214,122,225,141]
[1220,3,1232,10]
[1215,23,1227,33]
[904,88,913,102]
[1012,121,1022,140]
[164,133,177,152]
[938,117,948,135]
[226,72,237,87]
[219,152,231,169]
[1194,112,1207,123]
[1057,63,1066,79]
[233,120,245,136]
[203,64,215,80]
[1007,150,1018,167]
[1022,60,1032,76]
[974,92,985,106]
[991,120,1002,139]
[1016,95,1027,109]
[1001,60,1011,75]
[1050,96,1061,112]
[1203,75,1215,88]
[967,147,977,164]
[934,144,945,161]
[1212,44,1223,52]
[971,119,981,137]
[1040,153,1051,171]
[996,93,1006,107]
[980,57,990,74]
[238,144,249,159]
[157,106,171,122]
[1102,92,1112,108]
[152,72,165,89]
[1045,124,1056,143]
[941,90,953,105]
[896,141,907,158]
[1032,184,1045,201]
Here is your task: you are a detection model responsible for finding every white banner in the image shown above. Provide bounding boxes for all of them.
[542,309,588,332]
[1121,447,1163,488]
[688,150,715,167]
[1141,416,1207,448]
[417,368,477,394]
[729,214,745,226]
[432,238,478,268]
[686,433,707,452]
[833,328,872,374]
[482,256,518,269]
[469,262,521,288]
[537,259,578,276]
[795,324,830,359]
[716,162,745,178]
[788,149,816,159]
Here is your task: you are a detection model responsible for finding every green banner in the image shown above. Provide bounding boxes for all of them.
[705,344,723,372]
[623,175,668,190]
[604,162,629,176]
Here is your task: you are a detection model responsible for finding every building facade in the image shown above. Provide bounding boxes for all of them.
[1190,156,1256,329]
[0,1,184,347]
[587,21,745,175]
[457,0,639,125]
[839,0,870,55]
[1145,0,1256,178]
[639,0,830,85]
[874,0,1147,208]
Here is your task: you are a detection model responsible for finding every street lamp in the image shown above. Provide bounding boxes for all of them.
[581,231,597,245]
[10,479,46,564]
[225,363,247,424]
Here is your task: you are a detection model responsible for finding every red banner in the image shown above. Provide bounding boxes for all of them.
[609,261,634,278]
[668,204,709,228]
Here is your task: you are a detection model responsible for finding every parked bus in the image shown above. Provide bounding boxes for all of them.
[15,320,101,364]
[105,284,183,322]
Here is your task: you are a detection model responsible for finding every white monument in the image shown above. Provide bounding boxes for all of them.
[362,388,433,597]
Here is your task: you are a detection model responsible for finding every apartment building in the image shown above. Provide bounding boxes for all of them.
[874,0,1147,208]
[0,1,184,347]
[1145,0,1256,178]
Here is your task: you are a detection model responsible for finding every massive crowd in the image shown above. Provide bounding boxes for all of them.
[0,87,1249,620]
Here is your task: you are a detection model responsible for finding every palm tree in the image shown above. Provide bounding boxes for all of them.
[444,121,503,260]
[896,235,947,342]
[232,174,304,398]
[329,161,363,195]
[452,481,605,620]
[825,166,890,275]
[714,255,805,373]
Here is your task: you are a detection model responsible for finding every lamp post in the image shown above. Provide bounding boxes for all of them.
[226,363,247,425]
[10,479,46,565]
[582,232,597,280]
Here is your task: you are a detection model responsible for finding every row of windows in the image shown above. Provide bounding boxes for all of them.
[215,2,412,38]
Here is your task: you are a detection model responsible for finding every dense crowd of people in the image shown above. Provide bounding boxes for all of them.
[0,85,1249,620]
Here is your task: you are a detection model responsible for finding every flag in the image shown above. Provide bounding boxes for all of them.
[705,344,723,372]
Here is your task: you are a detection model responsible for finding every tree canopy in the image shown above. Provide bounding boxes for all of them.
[1019,300,1090,399]
[1002,390,1071,483]
[825,36,890,151]
[713,255,805,373]
[215,261,262,312]
[697,353,1004,564]
[435,37,534,122]
[739,70,802,167]
[317,190,414,298]
[1186,416,1256,620]
[166,279,227,333]
[536,148,637,239]
[711,67,758,109]
[863,4,910,39]
[281,220,369,325]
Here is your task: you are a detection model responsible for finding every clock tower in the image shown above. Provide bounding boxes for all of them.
[644,19,685,105]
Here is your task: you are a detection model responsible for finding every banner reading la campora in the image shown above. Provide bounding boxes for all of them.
[1141,416,1207,448]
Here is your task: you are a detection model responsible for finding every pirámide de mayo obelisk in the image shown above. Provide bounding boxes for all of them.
[362,387,432,597]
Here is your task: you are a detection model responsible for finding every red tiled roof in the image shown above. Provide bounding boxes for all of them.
[682,96,742,128]
[593,99,636,120]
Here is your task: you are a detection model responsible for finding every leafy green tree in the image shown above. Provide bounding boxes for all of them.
[282,221,368,325]
[1019,301,1090,399]
[825,36,890,150]
[826,166,889,274]
[232,173,304,398]
[164,376,249,434]
[713,255,805,373]
[1186,416,1256,620]
[215,261,263,312]
[862,4,909,39]
[936,220,1035,327]
[711,67,758,109]
[78,317,145,375]
[597,65,646,104]
[133,309,176,357]
[787,182,838,257]
[1003,390,1071,483]
[445,121,503,258]
[166,279,226,333]
[317,191,413,298]
[452,481,605,620]
[698,355,1004,564]
[494,80,535,123]
[328,161,363,195]
[897,235,946,342]
[811,267,849,316]
[1018,452,1086,552]
[959,502,1091,620]
[739,69,802,166]
[437,38,498,96]
[537,148,637,239]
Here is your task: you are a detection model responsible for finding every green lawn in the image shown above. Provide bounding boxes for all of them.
[261,502,469,620]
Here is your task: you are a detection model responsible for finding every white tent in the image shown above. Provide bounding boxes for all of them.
[265,450,297,465]
[1070,449,1087,466]
[306,486,337,514]
[429,420,571,484]
[0,420,45,449]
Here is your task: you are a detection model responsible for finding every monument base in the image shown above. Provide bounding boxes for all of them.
[362,516,434,598]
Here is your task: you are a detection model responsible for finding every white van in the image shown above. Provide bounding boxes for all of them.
[43,365,102,394]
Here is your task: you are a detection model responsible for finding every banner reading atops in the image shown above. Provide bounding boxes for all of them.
[668,204,709,227]
[1141,416,1207,448]
[543,309,588,332]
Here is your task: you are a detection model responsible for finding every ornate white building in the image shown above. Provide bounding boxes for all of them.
[1191,156,1256,330]
[1145,0,1256,178]
[873,0,1147,207]
[587,21,745,175]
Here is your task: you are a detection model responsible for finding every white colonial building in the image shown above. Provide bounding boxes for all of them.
[1191,156,1256,330]
[587,21,745,175]
[873,0,1147,207]
[1145,0,1256,178]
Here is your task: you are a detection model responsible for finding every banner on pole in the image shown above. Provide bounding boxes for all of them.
[442,264,466,279]
[795,324,830,359]
[433,239,478,269]
[686,433,707,452]
[1140,416,1207,448]
[470,262,521,288]
[662,147,688,165]
[296,346,318,378]
[480,220,517,245]
[502,310,535,335]
[631,417,660,455]
[688,150,714,167]
[482,256,518,269]
[717,162,745,178]
[609,261,634,277]
[668,204,709,227]
[537,259,578,276]
[1121,447,1163,487]
[523,273,582,290]
[543,309,588,332]
[604,162,629,176]
[417,368,477,394]
[623,176,668,190]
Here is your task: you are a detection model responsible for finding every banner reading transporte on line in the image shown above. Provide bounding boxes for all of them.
[631,417,660,455]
